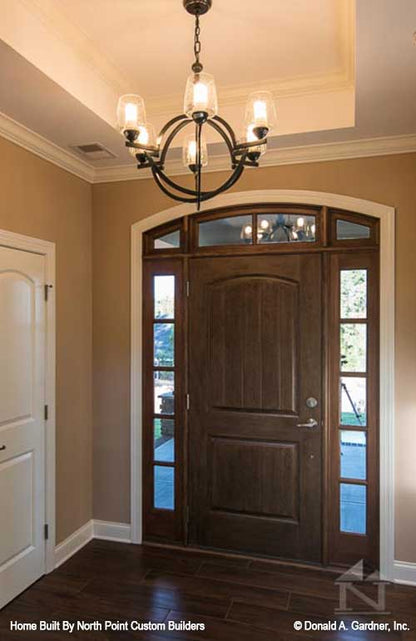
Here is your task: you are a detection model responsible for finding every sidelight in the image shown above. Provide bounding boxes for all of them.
[154,418,175,463]
[154,275,175,318]
[154,466,175,510]
[340,324,367,372]
[340,431,367,480]
[340,269,367,319]
[154,323,174,367]
[340,483,367,534]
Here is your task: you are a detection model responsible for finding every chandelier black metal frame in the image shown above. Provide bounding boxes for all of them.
[117,0,276,209]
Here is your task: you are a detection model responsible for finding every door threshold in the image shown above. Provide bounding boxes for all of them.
[142,540,345,575]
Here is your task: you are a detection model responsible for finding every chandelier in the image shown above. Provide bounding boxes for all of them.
[116,0,276,209]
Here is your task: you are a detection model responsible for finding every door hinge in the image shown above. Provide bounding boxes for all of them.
[44,524,49,540]
[44,405,49,421]
[186,281,190,297]
[186,393,190,410]
[44,284,53,301]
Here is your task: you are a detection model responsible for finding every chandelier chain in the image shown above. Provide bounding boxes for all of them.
[194,14,201,67]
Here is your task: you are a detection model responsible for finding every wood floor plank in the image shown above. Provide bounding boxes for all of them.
[143,569,289,610]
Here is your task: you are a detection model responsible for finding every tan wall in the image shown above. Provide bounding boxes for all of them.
[0,137,92,544]
[92,153,416,563]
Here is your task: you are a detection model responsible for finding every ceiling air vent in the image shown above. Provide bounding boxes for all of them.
[70,143,117,161]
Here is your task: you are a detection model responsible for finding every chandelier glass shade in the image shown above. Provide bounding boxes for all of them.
[116,0,277,209]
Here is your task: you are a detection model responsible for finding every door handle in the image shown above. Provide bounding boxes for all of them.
[0,445,6,451]
[296,418,318,429]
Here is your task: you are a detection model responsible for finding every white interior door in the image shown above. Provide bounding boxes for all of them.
[0,245,46,608]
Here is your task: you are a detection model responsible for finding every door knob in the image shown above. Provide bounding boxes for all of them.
[296,418,318,429]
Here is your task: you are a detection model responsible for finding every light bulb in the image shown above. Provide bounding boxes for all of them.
[187,140,197,164]
[253,100,267,125]
[244,224,252,236]
[292,230,298,240]
[297,217,305,228]
[260,218,270,230]
[182,134,208,171]
[193,82,209,109]
[311,223,316,235]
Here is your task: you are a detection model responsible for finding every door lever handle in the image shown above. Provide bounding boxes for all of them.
[0,445,6,451]
[296,418,318,429]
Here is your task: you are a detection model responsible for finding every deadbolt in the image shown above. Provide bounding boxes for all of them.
[306,397,318,409]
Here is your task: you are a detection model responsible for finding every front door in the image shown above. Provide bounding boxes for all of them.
[0,245,46,608]
[188,253,323,561]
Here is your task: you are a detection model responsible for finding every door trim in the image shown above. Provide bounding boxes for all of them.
[0,229,56,575]
[131,190,395,580]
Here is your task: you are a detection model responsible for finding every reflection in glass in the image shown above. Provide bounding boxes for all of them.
[154,371,174,414]
[341,324,367,372]
[337,220,371,240]
[154,465,175,510]
[199,215,253,246]
[154,323,174,367]
[257,214,316,244]
[340,431,366,480]
[340,270,367,319]
[154,275,175,319]
[340,483,366,534]
[154,418,175,463]
[340,377,366,426]
[154,230,180,249]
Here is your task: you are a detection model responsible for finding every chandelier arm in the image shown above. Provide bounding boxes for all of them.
[234,137,268,152]
[205,119,235,162]
[159,119,193,167]
[212,115,238,148]
[151,165,200,203]
[198,152,247,202]
[157,114,190,141]
[148,155,204,196]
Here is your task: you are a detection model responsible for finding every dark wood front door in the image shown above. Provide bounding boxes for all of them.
[188,253,323,562]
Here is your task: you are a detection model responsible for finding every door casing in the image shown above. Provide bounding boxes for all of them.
[0,229,56,576]
[131,190,395,580]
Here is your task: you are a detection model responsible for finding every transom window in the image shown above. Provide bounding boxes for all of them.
[143,206,378,255]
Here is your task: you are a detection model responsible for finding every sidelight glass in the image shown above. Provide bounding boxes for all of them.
[257,213,316,244]
[154,465,175,510]
[340,270,367,319]
[340,431,367,480]
[336,220,371,240]
[154,323,174,367]
[154,418,175,463]
[340,483,366,534]
[340,377,366,426]
[154,229,181,249]
[154,371,174,415]
[340,324,367,372]
[198,215,253,246]
[154,275,175,319]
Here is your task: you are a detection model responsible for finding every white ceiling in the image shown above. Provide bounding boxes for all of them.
[0,0,415,176]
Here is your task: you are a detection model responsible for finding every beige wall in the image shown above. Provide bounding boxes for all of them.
[0,137,92,544]
[92,153,416,562]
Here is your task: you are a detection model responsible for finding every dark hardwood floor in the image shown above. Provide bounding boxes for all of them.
[1,540,415,640]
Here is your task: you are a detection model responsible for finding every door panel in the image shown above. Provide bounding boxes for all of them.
[189,254,322,561]
[0,246,45,608]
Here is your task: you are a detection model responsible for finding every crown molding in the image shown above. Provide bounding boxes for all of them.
[1,110,415,185]
[93,133,416,184]
[0,111,95,182]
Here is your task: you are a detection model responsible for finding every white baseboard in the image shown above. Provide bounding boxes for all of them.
[93,520,131,543]
[54,521,94,569]
[54,520,131,569]
[393,561,416,586]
